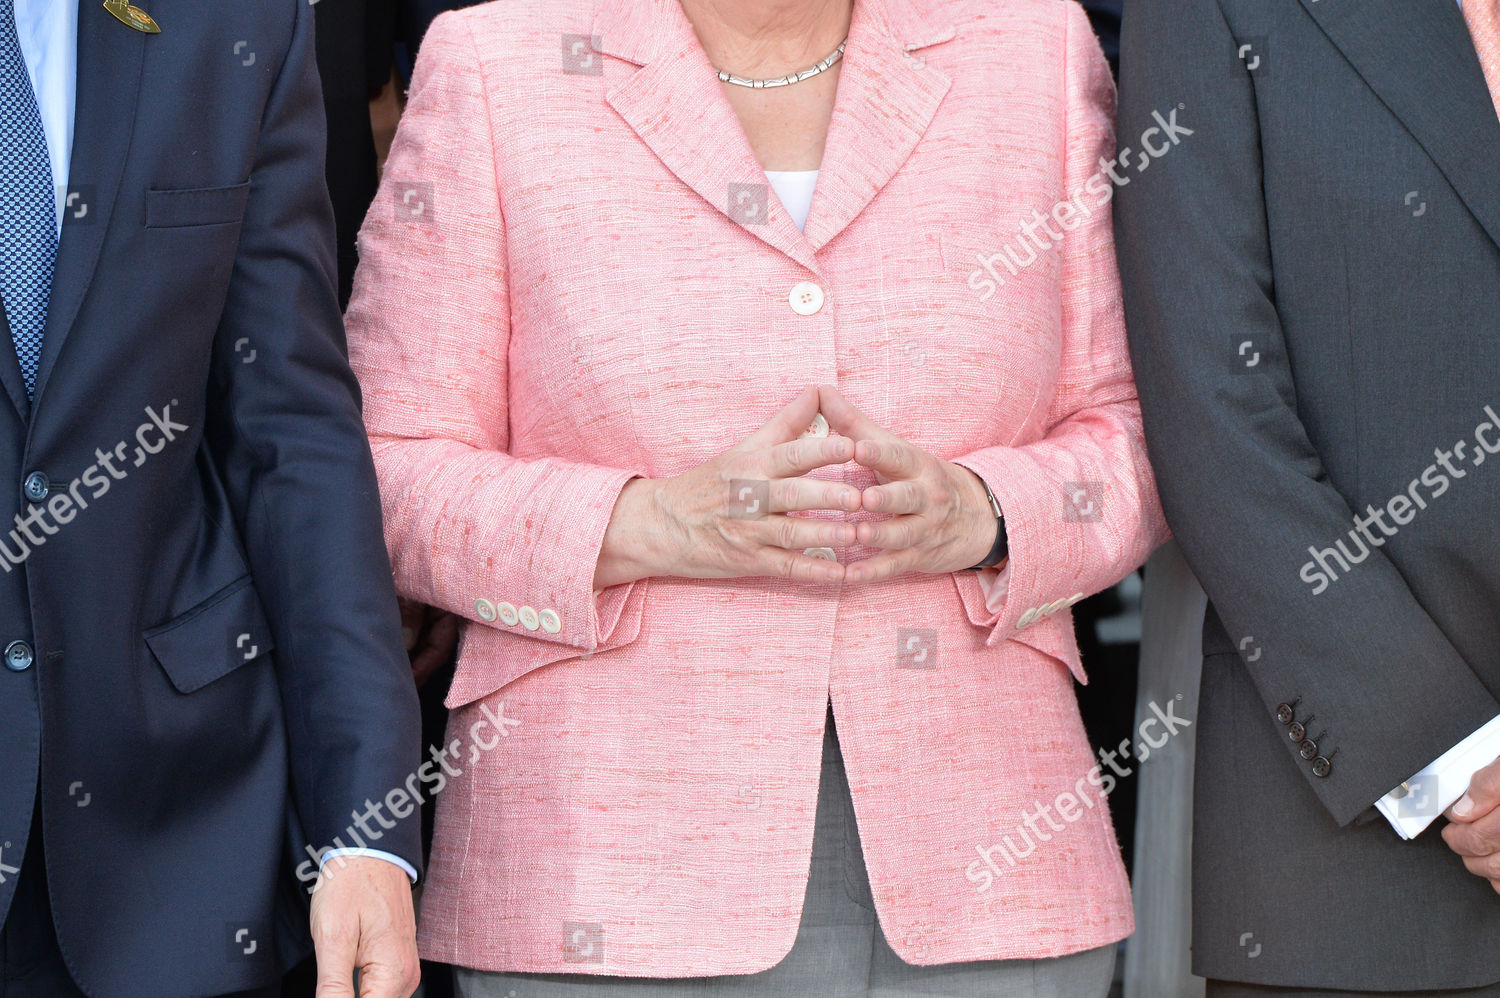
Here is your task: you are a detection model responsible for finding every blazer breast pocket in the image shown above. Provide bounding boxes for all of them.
[144,182,251,229]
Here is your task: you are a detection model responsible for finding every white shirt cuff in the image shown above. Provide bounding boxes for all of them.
[1375,714,1500,840]
[318,847,419,884]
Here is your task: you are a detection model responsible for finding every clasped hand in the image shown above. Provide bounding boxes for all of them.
[594,385,998,588]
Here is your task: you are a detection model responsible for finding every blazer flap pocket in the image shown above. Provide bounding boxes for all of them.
[145,182,251,228]
[145,576,276,693]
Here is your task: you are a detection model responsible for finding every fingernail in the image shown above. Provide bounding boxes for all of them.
[1455,794,1475,818]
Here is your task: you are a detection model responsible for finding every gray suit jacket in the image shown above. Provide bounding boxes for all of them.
[1116,0,1500,990]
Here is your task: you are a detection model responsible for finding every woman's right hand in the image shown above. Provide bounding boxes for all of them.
[594,387,860,588]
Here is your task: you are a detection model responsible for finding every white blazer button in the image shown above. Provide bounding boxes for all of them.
[802,413,829,438]
[1066,592,1085,606]
[474,598,498,622]
[539,608,562,633]
[789,282,825,316]
[804,547,837,561]
[519,605,541,631]
[1017,607,1041,628]
[496,601,519,626]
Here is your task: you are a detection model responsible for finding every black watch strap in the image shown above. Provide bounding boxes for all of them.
[968,478,1009,570]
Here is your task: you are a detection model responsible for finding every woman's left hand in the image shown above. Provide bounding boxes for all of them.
[818,385,1001,583]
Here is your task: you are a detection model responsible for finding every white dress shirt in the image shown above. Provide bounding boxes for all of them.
[13,0,77,236]
[1379,715,1500,839]
[12,0,416,883]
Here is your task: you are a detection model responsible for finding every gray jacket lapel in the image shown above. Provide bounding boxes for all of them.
[1299,0,1500,251]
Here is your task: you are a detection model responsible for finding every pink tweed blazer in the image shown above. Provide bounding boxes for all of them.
[345,0,1166,976]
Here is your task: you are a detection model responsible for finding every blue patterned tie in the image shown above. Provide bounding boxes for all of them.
[0,0,56,397]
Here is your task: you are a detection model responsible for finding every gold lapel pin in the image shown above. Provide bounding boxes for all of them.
[103,0,161,33]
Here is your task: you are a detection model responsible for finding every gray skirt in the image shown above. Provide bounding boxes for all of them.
[1205,982,1500,998]
[454,706,1117,998]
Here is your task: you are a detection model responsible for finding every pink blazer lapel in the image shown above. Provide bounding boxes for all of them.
[805,0,953,251]
[594,0,955,263]
[595,0,816,270]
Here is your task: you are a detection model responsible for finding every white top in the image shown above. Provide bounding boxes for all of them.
[765,169,819,231]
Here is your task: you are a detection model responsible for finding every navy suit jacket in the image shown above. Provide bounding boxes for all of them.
[0,2,422,995]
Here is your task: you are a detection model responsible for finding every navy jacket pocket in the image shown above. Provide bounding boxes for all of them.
[144,574,275,693]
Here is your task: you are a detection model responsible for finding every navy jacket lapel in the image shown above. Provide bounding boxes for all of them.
[0,302,29,420]
[31,1,148,408]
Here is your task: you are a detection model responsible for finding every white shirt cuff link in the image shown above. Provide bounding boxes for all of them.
[1376,714,1500,840]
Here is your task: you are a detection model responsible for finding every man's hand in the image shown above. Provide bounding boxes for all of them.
[1441,757,1500,894]
[308,856,420,998]
[400,597,459,689]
